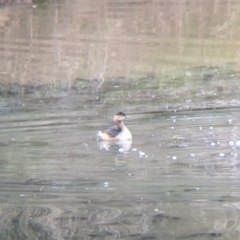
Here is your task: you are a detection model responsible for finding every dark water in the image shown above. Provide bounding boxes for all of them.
[1,0,240,240]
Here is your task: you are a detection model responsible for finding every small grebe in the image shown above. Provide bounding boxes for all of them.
[97,112,132,141]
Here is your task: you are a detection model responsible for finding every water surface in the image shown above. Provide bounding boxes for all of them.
[1,77,240,239]
[0,0,240,239]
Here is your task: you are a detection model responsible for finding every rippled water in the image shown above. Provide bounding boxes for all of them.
[1,0,240,239]
[1,76,240,239]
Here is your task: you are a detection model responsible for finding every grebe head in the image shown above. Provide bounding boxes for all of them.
[114,112,126,122]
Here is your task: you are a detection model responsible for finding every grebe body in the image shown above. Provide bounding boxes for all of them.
[97,112,132,141]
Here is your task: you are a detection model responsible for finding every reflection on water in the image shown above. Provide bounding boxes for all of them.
[1,0,240,239]
[98,140,132,153]
[0,0,240,88]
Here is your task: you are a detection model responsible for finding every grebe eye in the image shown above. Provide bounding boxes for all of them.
[116,112,126,117]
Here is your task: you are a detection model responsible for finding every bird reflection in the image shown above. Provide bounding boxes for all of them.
[97,139,132,153]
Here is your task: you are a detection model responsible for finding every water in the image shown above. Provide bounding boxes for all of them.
[1,0,240,239]
[1,81,240,239]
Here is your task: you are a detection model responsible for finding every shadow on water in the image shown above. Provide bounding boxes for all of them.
[1,0,240,239]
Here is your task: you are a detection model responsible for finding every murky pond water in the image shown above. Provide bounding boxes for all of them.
[1,0,240,239]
